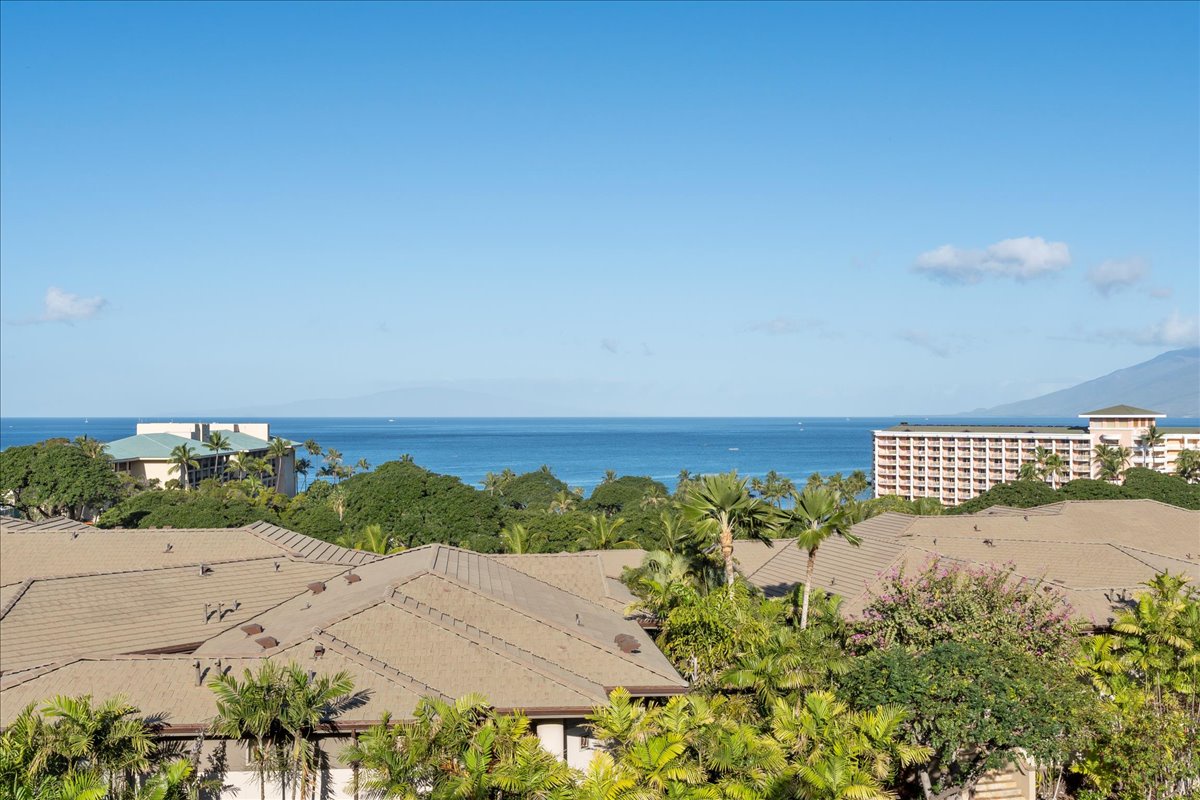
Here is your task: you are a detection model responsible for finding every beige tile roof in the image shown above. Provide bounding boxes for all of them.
[735,501,1199,626]
[0,558,344,672]
[322,601,604,711]
[491,552,639,612]
[391,572,684,691]
[0,639,428,730]
[0,527,688,723]
[0,521,374,586]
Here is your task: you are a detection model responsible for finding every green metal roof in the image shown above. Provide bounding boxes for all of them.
[884,424,1087,434]
[104,431,272,462]
[1080,404,1163,417]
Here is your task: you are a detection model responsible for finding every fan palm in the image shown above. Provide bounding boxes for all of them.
[166,444,199,491]
[783,487,860,630]
[679,471,780,591]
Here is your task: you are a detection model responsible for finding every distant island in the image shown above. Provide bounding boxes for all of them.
[963,347,1199,417]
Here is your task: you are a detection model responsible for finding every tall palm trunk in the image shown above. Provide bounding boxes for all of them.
[800,546,818,630]
[720,517,736,591]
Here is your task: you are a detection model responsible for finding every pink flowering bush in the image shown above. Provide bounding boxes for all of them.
[851,558,1078,660]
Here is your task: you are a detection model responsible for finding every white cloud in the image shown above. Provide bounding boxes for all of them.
[897,329,950,358]
[40,287,107,323]
[1087,258,1149,295]
[1131,310,1200,347]
[913,236,1071,284]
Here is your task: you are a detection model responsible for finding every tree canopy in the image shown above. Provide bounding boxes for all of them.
[0,441,122,520]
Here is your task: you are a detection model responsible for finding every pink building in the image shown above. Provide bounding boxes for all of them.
[872,405,1200,506]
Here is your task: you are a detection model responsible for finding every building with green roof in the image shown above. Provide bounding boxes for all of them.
[105,422,297,495]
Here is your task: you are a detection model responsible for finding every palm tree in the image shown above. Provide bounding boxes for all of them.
[1017,460,1041,481]
[209,662,288,800]
[1140,424,1166,470]
[355,457,370,473]
[578,515,638,550]
[679,471,779,591]
[602,469,618,485]
[1094,444,1131,482]
[784,486,860,630]
[267,438,293,491]
[303,439,322,457]
[549,489,578,515]
[294,458,312,491]
[225,452,253,483]
[166,444,199,491]
[72,435,107,461]
[279,664,356,800]
[343,523,404,554]
[481,472,505,496]
[1042,451,1066,489]
[1174,448,1200,483]
[39,694,156,797]
[323,448,344,483]
[500,523,542,554]
[204,432,232,481]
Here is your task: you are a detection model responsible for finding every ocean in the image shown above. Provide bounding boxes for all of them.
[0,414,1155,494]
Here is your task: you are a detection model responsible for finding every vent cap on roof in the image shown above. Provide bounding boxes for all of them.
[345,573,362,584]
[307,582,326,595]
[241,623,264,636]
[255,636,280,650]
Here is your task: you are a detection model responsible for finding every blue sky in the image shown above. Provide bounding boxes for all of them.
[1,1,1197,416]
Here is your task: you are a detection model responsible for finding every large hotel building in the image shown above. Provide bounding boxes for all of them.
[873,405,1200,506]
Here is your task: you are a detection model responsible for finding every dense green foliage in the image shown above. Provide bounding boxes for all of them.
[584,475,669,514]
[96,484,286,529]
[952,468,1200,513]
[0,440,123,520]
[493,468,568,510]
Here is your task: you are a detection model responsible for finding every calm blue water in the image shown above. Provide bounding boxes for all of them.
[4,415,1188,494]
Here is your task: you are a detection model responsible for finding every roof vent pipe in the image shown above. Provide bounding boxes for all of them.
[164,543,173,553]
[194,660,202,686]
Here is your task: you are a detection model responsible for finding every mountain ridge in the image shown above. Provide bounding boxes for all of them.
[963,347,1199,417]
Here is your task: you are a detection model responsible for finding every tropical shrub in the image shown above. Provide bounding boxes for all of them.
[840,641,1099,790]
[851,559,1079,660]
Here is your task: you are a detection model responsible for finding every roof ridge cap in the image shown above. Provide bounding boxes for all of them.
[385,593,608,698]
[477,551,633,613]
[378,595,605,702]
[0,578,34,620]
[424,571,683,684]
[311,631,451,701]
